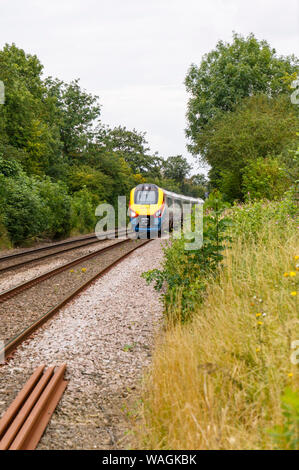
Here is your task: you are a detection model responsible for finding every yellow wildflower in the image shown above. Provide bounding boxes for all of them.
[81,268,87,273]
[288,373,293,378]
[290,272,296,277]
[70,269,74,273]
[283,273,289,277]
[291,291,297,297]
[256,347,261,353]
[295,255,299,261]
[257,321,263,326]
[256,313,262,317]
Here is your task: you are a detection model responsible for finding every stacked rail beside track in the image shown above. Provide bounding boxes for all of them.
[0,364,68,450]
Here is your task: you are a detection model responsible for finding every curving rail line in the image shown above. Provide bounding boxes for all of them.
[0,238,151,359]
[0,229,128,274]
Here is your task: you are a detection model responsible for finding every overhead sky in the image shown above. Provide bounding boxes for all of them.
[0,0,299,174]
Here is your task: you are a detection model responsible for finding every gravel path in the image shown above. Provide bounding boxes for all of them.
[0,238,164,449]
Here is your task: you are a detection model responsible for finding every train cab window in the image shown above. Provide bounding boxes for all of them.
[135,190,158,205]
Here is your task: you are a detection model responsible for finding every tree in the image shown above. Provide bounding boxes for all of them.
[94,125,154,174]
[242,157,291,200]
[45,78,101,158]
[162,155,191,185]
[185,32,298,157]
[0,44,62,174]
[203,94,299,200]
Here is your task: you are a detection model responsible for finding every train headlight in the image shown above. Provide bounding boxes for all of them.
[130,209,138,218]
[154,209,162,218]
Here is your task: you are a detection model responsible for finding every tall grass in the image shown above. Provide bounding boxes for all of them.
[135,203,298,449]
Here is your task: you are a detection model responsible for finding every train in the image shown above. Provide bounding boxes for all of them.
[129,183,203,237]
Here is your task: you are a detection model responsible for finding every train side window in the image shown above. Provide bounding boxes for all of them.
[167,197,173,207]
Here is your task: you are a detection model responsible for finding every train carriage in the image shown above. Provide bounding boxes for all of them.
[129,183,203,236]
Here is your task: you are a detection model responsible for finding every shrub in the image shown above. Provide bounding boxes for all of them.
[136,196,298,450]
[143,191,232,323]
[0,174,48,243]
[242,157,291,201]
[228,187,298,242]
[70,187,100,234]
[34,177,72,238]
[268,388,299,450]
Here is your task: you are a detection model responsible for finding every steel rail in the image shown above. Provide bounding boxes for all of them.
[0,238,132,303]
[0,239,150,359]
[0,229,128,274]
[0,364,68,450]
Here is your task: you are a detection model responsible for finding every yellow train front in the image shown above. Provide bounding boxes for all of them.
[129,183,203,237]
[129,184,165,236]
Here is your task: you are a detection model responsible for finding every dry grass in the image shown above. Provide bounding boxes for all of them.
[135,218,299,450]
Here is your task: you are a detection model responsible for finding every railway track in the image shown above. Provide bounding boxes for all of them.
[0,229,127,273]
[0,238,150,359]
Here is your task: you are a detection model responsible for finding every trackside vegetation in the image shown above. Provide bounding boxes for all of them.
[134,33,299,450]
[136,190,299,450]
[0,44,207,248]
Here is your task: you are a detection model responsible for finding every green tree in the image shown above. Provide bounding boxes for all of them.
[94,125,154,175]
[203,94,299,200]
[185,32,298,157]
[242,157,291,200]
[162,155,192,191]
[45,77,101,158]
[0,44,62,174]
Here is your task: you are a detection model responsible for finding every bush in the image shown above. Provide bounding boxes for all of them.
[0,164,74,243]
[143,191,232,323]
[70,187,100,234]
[228,187,298,242]
[0,174,49,243]
[34,177,72,238]
[0,156,23,177]
[242,157,291,201]
[136,196,299,450]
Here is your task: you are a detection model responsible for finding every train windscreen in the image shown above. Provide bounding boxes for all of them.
[135,190,158,204]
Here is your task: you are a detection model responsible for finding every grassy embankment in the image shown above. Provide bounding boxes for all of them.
[135,198,298,450]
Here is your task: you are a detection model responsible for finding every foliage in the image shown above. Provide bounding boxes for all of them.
[136,197,298,450]
[200,94,299,201]
[228,188,298,242]
[45,77,101,158]
[0,173,48,243]
[95,125,152,174]
[268,388,299,450]
[162,155,192,186]
[143,191,232,322]
[0,43,208,247]
[185,32,298,155]
[70,187,99,233]
[0,156,22,177]
[242,157,291,201]
[33,178,72,237]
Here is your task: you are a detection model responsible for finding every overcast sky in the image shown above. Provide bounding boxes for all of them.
[1,0,299,174]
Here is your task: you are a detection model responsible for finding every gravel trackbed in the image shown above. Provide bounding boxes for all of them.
[0,238,164,449]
